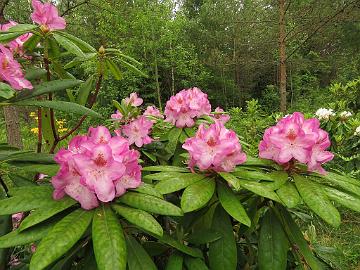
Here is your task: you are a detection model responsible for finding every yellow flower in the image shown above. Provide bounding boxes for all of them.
[31,127,39,134]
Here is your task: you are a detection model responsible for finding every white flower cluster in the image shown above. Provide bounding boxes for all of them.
[354,126,360,136]
[315,108,335,120]
[339,111,352,118]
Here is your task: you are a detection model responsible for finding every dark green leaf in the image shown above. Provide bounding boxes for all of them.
[276,182,300,208]
[23,34,42,51]
[181,178,215,213]
[187,229,222,245]
[106,59,122,80]
[131,183,163,198]
[0,32,23,43]
[76,76,95,106]
[237,179,281,202]
[184,257,209,270]
[155,173,206,194]
[53,33,86,57]
[56,31,96,53]
[142,166,189,172]
[92,205,126,270]
[5,24,38,33]
[8,174,36,186]
[165,253,183,270]
[118,59,147,77]
[126,234,157,270]
[24,68,47,81]
[165,127,182,155]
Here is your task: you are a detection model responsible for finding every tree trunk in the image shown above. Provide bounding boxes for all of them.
[279,0,287,113]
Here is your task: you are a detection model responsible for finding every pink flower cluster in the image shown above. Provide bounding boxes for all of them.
[124,92,143,107]
[52,126,142,210]
[211,107,230,124]
[259,112,334,174]
[31,0,66,31]
[118,116,153,147]
[183,121,246,172]
[144,105,164,121]
[0,45,32,90]
[111,110,123,120]
[0,21,32,55]
[164,87,211,128]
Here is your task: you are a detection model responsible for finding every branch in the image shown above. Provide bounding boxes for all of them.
[61,0,89,17]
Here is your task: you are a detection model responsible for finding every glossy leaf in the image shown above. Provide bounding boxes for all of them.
[118,192,183,216]
[118,59,147,77]
[218,172,241,191]
[321,172,360,196]
[23,34,41,51]
[126,234,157,270]
[209,205,237,270]
[237,179,281,202]
[131,183,163,198]
[55,31,96,53]
[324,186,360,212]
[6,24,38,33]
[165,127,182,155]
[24,68,47,81]
[76,76,95,106]
[0,82,15,99]
[217,182,251,226]
[106,59,122,80]
[0,32,23,43]
[181,178,215,213]
[155,173,206,194]
[165,253,183,270]
[143,171,188,181]
[92,205,126,270]
[53,33,85,57]
[276,182,300,208]
[187,229,222,245]
[258,209,289,270]
[294,175,340,227]
[30,209,93,270]
[142,166,189,172]
[112,204,163,236]
[184,257,209,270]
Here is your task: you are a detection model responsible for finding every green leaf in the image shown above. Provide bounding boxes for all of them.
[0,222,52,248]
[118,59,147,77]
[8,174,36,187]
[0,32,23,43]
[187,229,222,245]
[294,175,341,227]
[5,152,55,163]
[118,192,183,216]
[243,156,278,167]
[217,182,251,226]
[165,127,182,155]
[8,185,53,197]
[30,209,93,270]
[209,205,237,270]
[155,173,206,194]
[0,82,15,99]
[143,171,188,181]
[126,234,157,270]
[13,100,102,118]
[181,178,215,213]
[165,253,183,270]
[23,34,42,51]
[92,205,126,270]
[24,68,47,81]
[142,166,189,172]
[41,108,55,152]
[276,205,323,270]
[106,59,122,80]
[56,31,96,53]
[237,179,281,202]
[131,183,163,198]
[76,76,95,106]
[19,197,77,231]
[13,79,83,101]
[64,53,97,69]
[53,33,86,57]
[6,24,38,33]
[276,182,300,208]
[184,257,209,270]
[112,204,163,236]
[218,172,241,191]
[258,209,289,270]
[324,186,360,212]
[0,190,11,269]
[321,172,360,196]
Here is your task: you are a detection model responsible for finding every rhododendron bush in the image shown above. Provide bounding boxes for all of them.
[0,2,359,270]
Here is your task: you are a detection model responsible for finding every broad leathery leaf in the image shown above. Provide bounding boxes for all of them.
[8,174,36,186]
[92,205,126,270]
[0,32,23,43]
[126,234,157,270]
[0,190,11,269]
[184,257,209,270]
[165,253,183,270]
[13,79,82,101]
[142,166,189,172]
[321,172,360,196]
[14,100,102,118]
[237,179,281,202]
[233,168,274,181]
[276,182,300,208]
[30,209,93,270]
[52,60,76,79]
[218,172,241,191]
[118,58,147,77]
[118,192,183,216]
[5,152,55,163]
[143,241,169,256]
[23,34,41,51]
[106,59,122,80]
[263,171,289,190]
[243,156,278,167]
[64,53,97,69]
[10,163,59,176]
[41,108,55,152]
[5,24,38,33]
[24,68,47,81]
[258,209,289,270]
[56,31,96,53]
[294,175,341,227]
[112,204,163,237]
[209,205,237,270]
[76,75,95,106]
[0,82,15,99]
[53,33,85,57]
[48,36,61,59]
[152,233,203,258]
[130,183,163,198]
[155,173,206,194]
[19,197,77,231]
[0,222,52,248]
[187,229,221,245]
[181,178,215,213]
[324,186,360,212]
[217,182,251,226]
[143,171,189,181]
[277,205,323,270]
[8,185,53,197]
[109,50,142,65]
[165,127,182,155]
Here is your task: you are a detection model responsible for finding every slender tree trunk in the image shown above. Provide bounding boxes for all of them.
[0,0,23,149]
[153,54,162,110]
[279,0,287,113]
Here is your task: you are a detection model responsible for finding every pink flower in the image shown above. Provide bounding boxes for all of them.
[164,87,211,128]
[12,212,24,229]
[121,116,153,147]
[111,110,123,120]
[52,126,142,210]
[211,107,230,124]
[31,0,66,31]
[144,106,164,121]
[0,21,32,55]
[124,92,143,107]
[0,45,32,90]
[182,121,246,172]
[259,112,334,174]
